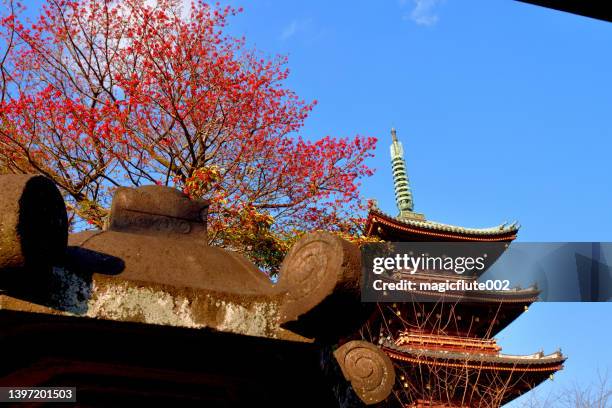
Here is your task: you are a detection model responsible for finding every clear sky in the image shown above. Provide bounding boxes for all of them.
[16,0,612,406]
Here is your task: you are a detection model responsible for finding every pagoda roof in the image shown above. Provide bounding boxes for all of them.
[395,283,541,303]
[377,272,540,303]
[378,298,536,339]
[366,209,519,241]
[381,338,565,407]
[382,341,566,369]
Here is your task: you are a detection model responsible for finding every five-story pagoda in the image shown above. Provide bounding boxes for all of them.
[363,129,565,407]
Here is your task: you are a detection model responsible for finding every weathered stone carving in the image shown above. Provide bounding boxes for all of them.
[277,232,374,342]
[0,176,395,406]
[278,232,361,321]
[109,185,208,239]
[333,340,396,405]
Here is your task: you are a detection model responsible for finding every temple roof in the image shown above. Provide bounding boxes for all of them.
[382,338,565,406]
[366,209,519,241]
[385,277,540,303]
[382,341,566,368]
[376,298,537,339]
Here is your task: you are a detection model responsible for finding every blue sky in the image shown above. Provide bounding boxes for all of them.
[16,0,612,405]
[230,1,612,405]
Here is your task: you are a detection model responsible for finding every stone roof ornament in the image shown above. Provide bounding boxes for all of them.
[108,185,209,239]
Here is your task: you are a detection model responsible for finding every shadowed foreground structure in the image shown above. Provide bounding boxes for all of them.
[0,174,391,407]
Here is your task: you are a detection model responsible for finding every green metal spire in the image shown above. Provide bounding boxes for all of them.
[390,128,425,220]
[390,128,414,213]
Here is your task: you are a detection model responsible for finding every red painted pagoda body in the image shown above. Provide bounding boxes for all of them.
[363,129,565,407]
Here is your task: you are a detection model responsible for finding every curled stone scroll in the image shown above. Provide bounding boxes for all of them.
[276,231,373,342]
[333,340,396,405]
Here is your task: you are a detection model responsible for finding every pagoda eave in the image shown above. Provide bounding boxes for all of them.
[383,344,566,371]
[375,300,535,339]
[384,343,566,407]
[395,288,539,304]
[366,210,518,242]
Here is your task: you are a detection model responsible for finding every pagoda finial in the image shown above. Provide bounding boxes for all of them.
[389,128,415,216]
